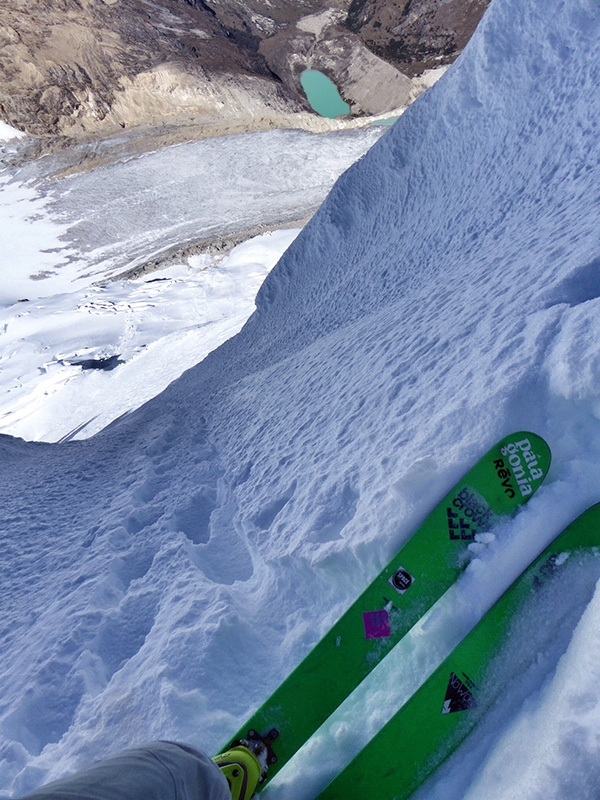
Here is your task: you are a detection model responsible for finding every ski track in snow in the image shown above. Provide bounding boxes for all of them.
[3,0,600,798]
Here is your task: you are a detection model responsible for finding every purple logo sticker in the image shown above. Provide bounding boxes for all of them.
[362,610,391,639]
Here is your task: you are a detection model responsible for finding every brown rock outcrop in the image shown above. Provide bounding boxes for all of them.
[0,0,490,140]
[346,0,490,76]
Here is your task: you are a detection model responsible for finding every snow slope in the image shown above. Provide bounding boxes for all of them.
[3,0,600,798]
[0,124,24,142]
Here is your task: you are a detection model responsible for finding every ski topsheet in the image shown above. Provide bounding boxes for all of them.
[315,503,600,800]
[220,433,551,784]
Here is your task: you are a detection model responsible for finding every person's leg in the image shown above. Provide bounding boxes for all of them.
[19,741,230,800]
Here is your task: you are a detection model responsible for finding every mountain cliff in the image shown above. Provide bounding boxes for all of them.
[0,0,489,139]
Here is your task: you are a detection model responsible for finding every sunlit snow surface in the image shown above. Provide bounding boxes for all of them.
[3,1,600,799]
[0,123,24,142]
[0,231,300,441]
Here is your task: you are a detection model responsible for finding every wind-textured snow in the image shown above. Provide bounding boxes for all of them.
[3,0,600,798]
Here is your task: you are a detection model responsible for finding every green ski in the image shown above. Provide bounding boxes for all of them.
[316,502,600,800]
[220,432,551,785]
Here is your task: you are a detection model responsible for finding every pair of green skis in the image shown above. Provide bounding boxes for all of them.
[219,432,600,799]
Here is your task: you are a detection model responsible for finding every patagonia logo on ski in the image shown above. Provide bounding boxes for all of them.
[362,610,391,639]
[441,672,478,714]
[388,567,414,595]
[495,437,545,499]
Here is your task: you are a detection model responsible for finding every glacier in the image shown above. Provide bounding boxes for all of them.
[2,0,600,798]
[0,126,381,441]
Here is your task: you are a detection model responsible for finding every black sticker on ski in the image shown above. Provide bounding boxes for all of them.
[441,672,478,714]
[388,567,414,595]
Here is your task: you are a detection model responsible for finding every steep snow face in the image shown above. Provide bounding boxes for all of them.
[245,0,600,360]
[3,1,600,799]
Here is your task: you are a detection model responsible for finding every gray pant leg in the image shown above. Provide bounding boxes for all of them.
[19,741,230,800]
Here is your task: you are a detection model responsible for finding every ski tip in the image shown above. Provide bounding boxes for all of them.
[492,431,551,505]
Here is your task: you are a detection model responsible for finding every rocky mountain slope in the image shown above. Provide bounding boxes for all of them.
[0,0,490,140]
[346,0,490,76]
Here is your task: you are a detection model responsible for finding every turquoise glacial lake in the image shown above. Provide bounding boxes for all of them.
[301,70,350,118]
